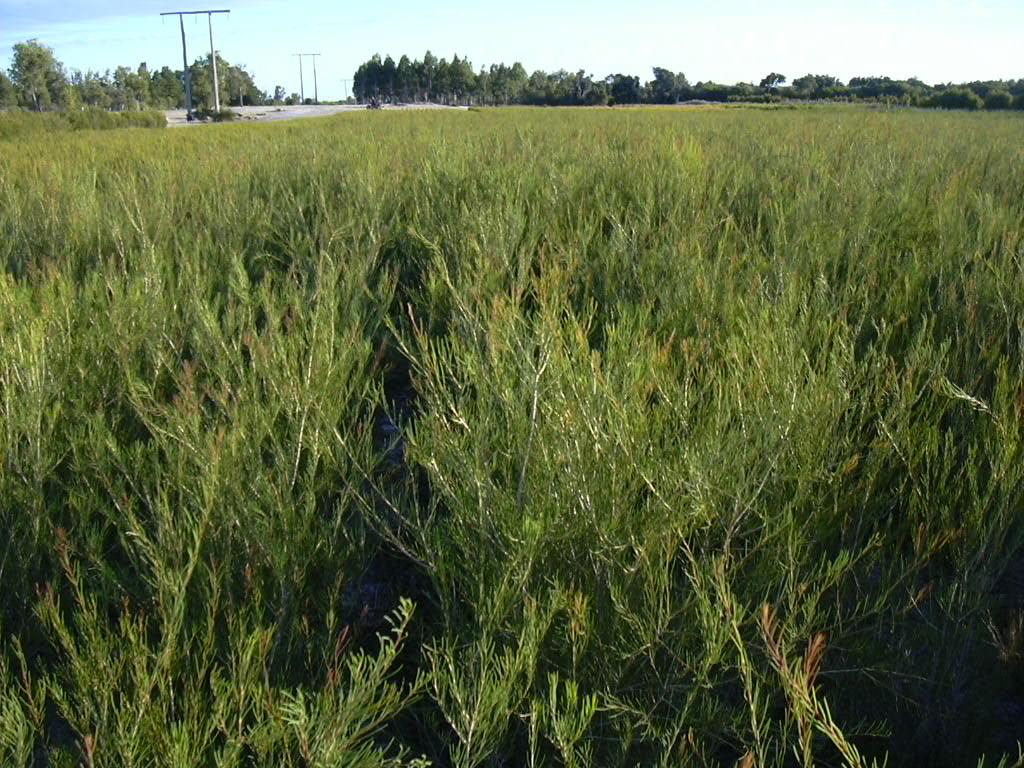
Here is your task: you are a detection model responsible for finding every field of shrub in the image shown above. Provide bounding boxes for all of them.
[1,106,1023,767]
[0,109,166,141]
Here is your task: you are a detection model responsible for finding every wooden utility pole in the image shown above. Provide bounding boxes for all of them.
[292,54,304,104]
[207,13,223,111]
[160,9,230,119]
[310,54,321,103]
[293,53,321,103]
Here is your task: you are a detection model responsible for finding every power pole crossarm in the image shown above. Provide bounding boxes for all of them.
[160,9,231,119]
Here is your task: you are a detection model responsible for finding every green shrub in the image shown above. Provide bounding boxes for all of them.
[928,87,984,110]
[0,108,166,140]
[66,107,119,130]
[120,110,168,128]
[984,89,1013,110]
[1,108,1023,767]
[0,110,65,140]
[196,106,237,122]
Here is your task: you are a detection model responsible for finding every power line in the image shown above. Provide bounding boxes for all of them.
[292,53,321,104]
[160,9,230,120]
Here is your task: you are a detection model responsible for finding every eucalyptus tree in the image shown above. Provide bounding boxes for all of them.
[225,63,261,106]
[447,55,477,104]
[150,66,184,109]
[396,55,415,102]
[381,55,397,101]
[607,74,642,104]
[422,50,438,100]
[790,73,842,99]
[9,39,67,110]
[759,72,786,92]
[648,67,687,103]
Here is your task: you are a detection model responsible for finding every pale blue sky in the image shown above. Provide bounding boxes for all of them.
[1,0,1021,100]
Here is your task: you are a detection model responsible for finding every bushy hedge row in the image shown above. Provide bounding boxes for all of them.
[66,108,167,131]
[0,108,166,140]
[195,106,238,122]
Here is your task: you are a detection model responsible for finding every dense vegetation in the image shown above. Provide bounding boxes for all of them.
[4,38,1024,114]
[1,40,264,112]
[2,107,1024,767]
[353,52,1024,109]
[0,109,166,140]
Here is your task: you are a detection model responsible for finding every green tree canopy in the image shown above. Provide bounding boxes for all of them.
[187,54,259,110]
[225,63,262,106]
[0,70,18,108]
[983,89,1013,110]
[347,51,1021,110]
[396,55,415,102]
[650,67,687,103]
[9,39,67,111]
[848,76,911,101]
[759,72,786,91]
[790,73,842,99]
[929,87,984,110]
[150,66,184,109]
[606,74,642,104]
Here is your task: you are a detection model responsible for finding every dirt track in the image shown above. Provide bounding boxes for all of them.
[165,103,467,126]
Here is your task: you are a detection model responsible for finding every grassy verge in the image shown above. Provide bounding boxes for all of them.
[0,109,166,140]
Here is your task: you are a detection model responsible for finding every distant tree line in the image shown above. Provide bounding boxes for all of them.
[0,40,267,112]
[4,39,1023,114]
[354,52,1024,110]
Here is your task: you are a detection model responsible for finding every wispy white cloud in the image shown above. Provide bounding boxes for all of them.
[2,0,167,26]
